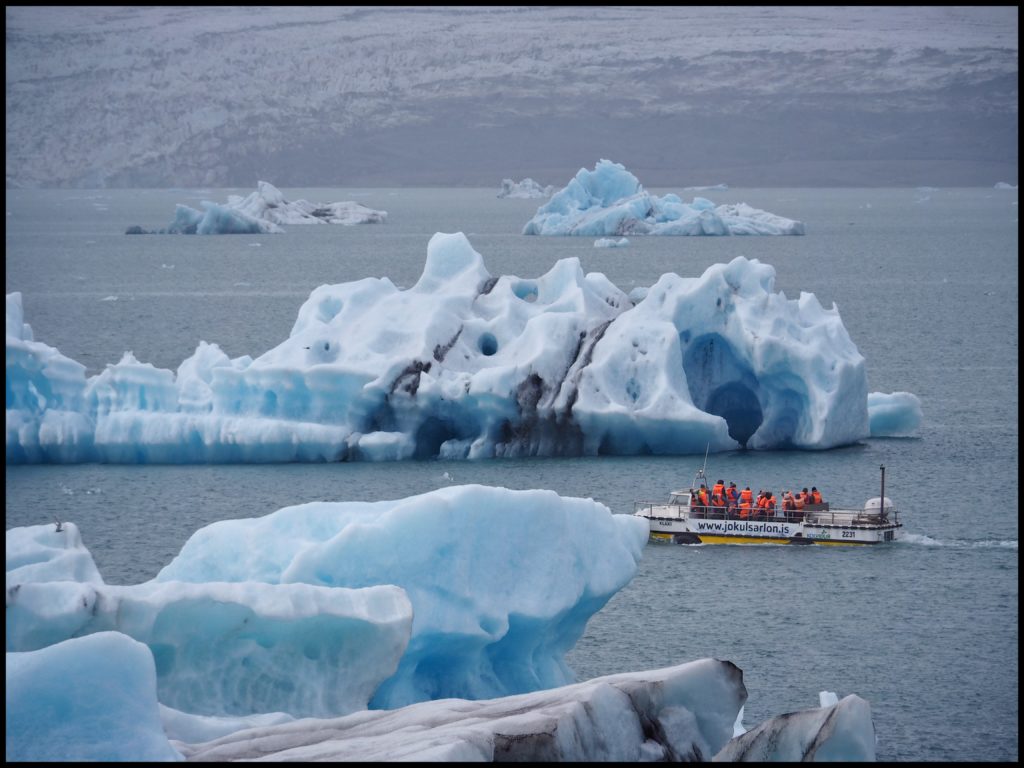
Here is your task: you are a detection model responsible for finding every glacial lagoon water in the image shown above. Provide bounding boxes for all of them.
[5,185,1018,761]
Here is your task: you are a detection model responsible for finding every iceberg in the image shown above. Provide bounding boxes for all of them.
[6,485,878,762]
[7,487,647,712]
[867,391,923,437]
[6,632,186,762]
[125,181,386,234]
[594,237,630,248]
[497,177,555,198]
[6,232,913,464]
[523,160,804,236]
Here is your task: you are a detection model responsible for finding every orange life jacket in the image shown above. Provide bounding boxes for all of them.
[739,488,753,507]
[811,489,822,504]
[697,488,709,505]
[794,493,805,510]
[712,483,725,504]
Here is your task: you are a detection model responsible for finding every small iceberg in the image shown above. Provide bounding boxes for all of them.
[126,181,387,235]
[523,160,803,237]
[497,178,555,199]
[594,237,630,248]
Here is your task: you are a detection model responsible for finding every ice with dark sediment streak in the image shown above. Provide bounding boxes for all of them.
[6,232,920,464]
[124,180,386,234]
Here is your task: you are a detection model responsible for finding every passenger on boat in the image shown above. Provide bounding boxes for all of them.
[697,484,710,518]
[726,482,739,515]
[738,486,754,518]
[755,490,769,519]
[707,480,724,519]
[765,491,780,518]
[782,490,796,515]
[810,487,823,505]
[793,488,807,520]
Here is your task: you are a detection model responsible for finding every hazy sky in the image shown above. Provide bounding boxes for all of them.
[5,6,1018,187]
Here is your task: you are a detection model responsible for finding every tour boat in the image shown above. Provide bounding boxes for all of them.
[634,459,901,546]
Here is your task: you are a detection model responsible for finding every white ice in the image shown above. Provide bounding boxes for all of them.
[125,181,386,234]
[497,177,556,198]
[6,233,920,464]
[523,160,804,236]
[594,237,630,248]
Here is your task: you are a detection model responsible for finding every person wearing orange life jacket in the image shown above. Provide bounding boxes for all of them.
[738,486,754,518]
[792,488,807,520]
[710,479,726,518]
[782,490,796,515]
[755,490,769,519]
[696,484,710,518]
[764,490,779,518]
[810,486,823,505]
[712,479,726,504]
[725,482,739,516]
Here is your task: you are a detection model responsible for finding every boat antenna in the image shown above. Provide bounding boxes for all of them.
[879,464,886,518]
[693,443,709,488]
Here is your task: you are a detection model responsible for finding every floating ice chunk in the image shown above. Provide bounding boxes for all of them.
[125,181,386,234]
[713,693,876,761]
[497,178,555,198]
[6,521,104,587]
[868,391,923,436]
[6,521,414,720]
[524,160,803,236]
[594,237,630,248]
[153,484,649,710]
[6,632,185,762]
[179,659,747,762]
[7,237,916,463]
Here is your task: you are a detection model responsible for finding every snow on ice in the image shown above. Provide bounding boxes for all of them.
[6,233,921,464]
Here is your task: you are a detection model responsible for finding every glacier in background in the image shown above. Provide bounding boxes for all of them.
[6,486,877,762]
[5,232,921,464]
[125,181,387,235]
[523,160,805,236]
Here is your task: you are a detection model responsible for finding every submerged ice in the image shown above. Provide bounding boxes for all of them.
[6,486,877,762]
[523,160,804,236]
[125,181,386,234]
[6,233,920,464]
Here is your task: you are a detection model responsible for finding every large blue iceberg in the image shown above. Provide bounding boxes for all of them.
[6,233,920,464]
[6,486,877,761]
[125,181,387,234]
[523,159,805,236]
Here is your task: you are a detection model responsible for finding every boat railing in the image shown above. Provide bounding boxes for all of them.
[637,499,900,527]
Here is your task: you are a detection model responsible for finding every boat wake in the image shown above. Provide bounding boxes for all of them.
[899,532,1017,549]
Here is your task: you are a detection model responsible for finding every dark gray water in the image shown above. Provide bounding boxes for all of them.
[5,185,1019,761]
